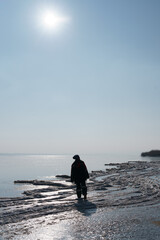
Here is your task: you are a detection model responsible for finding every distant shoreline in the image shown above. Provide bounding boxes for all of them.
[141,150,160,157]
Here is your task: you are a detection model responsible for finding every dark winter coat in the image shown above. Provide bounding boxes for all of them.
[71,159,89,183]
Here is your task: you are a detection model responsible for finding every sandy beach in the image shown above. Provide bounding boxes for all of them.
[0,159,160,239]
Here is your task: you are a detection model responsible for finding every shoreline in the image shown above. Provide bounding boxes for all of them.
[0,159,160,239]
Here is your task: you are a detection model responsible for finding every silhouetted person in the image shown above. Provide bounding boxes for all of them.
[71,155,89,199]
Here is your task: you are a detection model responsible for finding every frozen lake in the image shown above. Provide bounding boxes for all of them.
[0,153,145,197]
[0,159,160,239]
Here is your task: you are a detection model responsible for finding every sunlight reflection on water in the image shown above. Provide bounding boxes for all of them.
[2,204,160,240]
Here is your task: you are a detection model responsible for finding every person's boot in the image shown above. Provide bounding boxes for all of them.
[82,186,87,199]
[77,189,81,199]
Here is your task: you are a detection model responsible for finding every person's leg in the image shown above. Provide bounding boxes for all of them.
[81,181,87,199]
[76,182,82,198]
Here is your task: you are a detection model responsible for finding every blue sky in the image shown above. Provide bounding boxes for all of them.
[0,0,160,154]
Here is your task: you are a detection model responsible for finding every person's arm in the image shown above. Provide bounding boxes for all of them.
[83,162,89,179]
[71,165,74,182]
[85,166,89,179]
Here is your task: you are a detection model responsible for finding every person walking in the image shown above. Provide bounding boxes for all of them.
[71,155,89,199]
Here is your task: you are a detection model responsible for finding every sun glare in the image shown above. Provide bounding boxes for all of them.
[40,9,70,32]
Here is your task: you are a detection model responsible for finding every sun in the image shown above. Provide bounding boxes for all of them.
[40,9,69,32]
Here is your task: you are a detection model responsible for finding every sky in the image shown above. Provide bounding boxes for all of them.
[0,0,160,155]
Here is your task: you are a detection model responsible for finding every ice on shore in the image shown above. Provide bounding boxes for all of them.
[0,160,160,239]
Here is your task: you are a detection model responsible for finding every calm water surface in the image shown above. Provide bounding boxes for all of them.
[0,153,144,197]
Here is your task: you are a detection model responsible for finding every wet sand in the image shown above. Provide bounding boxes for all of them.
[0,160,160,239]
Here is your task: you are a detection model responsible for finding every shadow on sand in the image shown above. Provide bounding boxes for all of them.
[74,199,97,216]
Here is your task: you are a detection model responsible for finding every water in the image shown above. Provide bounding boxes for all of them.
[0,153,143,198]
